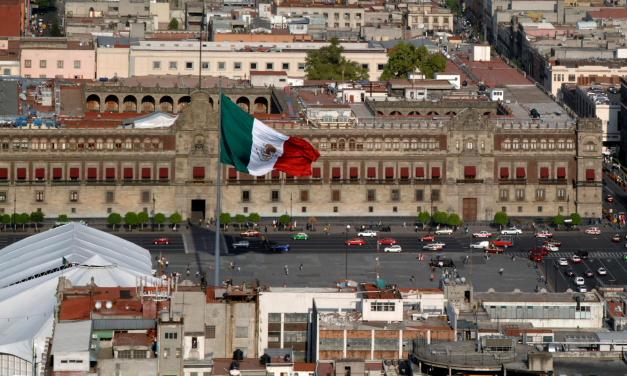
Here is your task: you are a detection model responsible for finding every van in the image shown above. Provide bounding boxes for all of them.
[470,241,489,249]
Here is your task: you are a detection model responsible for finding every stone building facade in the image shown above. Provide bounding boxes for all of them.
[0,88,602,221]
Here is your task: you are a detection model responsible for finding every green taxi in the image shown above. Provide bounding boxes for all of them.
[292,232,309,240]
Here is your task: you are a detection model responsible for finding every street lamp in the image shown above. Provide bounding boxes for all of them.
[13,185,16,233]
[429,194,434,233]
[345,224,350,280]
[152,194,156,232]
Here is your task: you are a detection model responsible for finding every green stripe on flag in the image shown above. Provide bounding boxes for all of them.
[220,94,254,173]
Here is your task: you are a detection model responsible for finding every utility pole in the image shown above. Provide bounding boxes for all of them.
[152,194,156,232]
[198,2,205,89]
[13,185,16,233]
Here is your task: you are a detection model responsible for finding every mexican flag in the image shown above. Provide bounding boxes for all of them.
[220,94,320,177]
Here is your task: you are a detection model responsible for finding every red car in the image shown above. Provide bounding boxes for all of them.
[613,234,621,242]
[240,230,260,237]
[606,195,614,202]
[153,237,171,245]
[490,239,512,247]
[529,253,543,261]
[345,238,365,245]
[420,235,435,241]
[544,240,562,246]
[529,247,548,256]
[378,238,396,245]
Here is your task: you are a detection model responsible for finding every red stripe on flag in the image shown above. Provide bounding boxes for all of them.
[272,137,321,177]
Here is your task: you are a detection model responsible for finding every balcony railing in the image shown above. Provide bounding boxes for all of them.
[499,178,526,185]
[516,196,525,201]
[574,180,605,187]
[121,179,170,185]
[365,179,397,185]
[51,180,81,185]
[456,178,484,184]
[15,180,47,185]
[414,178,441,185]
[86,179,119,186]
[185,179,213,185]
[538,179,567,185]
[0,179,8,185]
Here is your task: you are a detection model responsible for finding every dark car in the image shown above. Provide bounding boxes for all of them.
[584,270,595,277]
[271,244,290,251]
[565,269,576,276]
[379,226,391,232]
[608,87,619,94]
[575,250,589,259]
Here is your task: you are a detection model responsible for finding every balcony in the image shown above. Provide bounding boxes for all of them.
[15,180,47,185]
[456,178,484,184]
[538,179,568,185]
[86,179,118,186]
[365,179,397,185]
[51,180,81,186]
[121,180,171,186]
[499,178,526,185]
[414,178,441,185]
[516,196,525,201]
[185,180,213,185]
[574,180,604,187]
[0,179,8,185]
[536,197,545,201]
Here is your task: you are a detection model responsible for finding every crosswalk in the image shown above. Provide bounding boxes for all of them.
[508,251,626,259]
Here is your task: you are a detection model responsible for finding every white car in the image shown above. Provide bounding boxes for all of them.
[544,244,559,252]
[358,230,378,237]
[558,258,568,266]
[232,240,250,249]
[585,227,601,234]
[423,243,443,251]
[384,245,402,253]
[574,277,585,286]
[578,285,588,293]
[435,228,453,235]
[470,241,490,249]
[501,228,522,235]
[473,231,492,238]
[597,267,607,275]
[433,241,446,248]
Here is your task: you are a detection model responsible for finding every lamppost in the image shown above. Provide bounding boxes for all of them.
[152,194,156,232]
[345,224,350,280]
[290,193,293,231]
[567,194,570,219]
[429,194,434,233]
[12,185,16,233]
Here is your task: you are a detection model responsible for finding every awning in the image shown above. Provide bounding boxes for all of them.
[500,167,509,178]
[286,173,294,179]
[557,167,566,178]
[516,167,525,178]
[87,168,97,179]
[0,168,7,179]
[367,167,376,178]
[194,167,206,177]
[312,167,321,178]
[106,168,115,179]
[271,170,280,178]
[385,167,394,178]
[586,169,595,180]
[35,168,45,179]
[416,167,424,177]
[53,168,62,178]
[159,168,169,179]
[332,167,341,178]
[400,167,409,178]
[432,167,440,178]
[70,168,79,178]
[142,168,151,178]
[17,168,26,179]
[349,167,358,178]
[540,167,549,178]
[227,168,236,179]
[464,166,476,176]
[124,168,133,179]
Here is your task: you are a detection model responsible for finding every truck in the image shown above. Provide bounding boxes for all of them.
[490,235,513,247]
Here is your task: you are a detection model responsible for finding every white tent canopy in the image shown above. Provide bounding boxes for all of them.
[0,224,157,363]
[122,111,178,129]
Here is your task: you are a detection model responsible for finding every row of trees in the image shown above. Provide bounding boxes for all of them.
[1,212,45,230]
[106,212,181,230]
[218,213,262,225]
[417,211,461,228]
[493,212,582,227]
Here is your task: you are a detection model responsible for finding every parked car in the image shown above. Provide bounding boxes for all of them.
[271,244,290,251]
[435,228,453,235]
[357,230,378,237]
[501,228,522,235]
[153,237,171,244]
[384,245,402,253]
[232,240,250,249]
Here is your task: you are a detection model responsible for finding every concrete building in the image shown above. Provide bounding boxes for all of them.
[250,71,289,88]
[0,0,25,37]
[404,3,454,32]
[0,39,19,77]
[20,38,96,79]
[547,58,627,96]
[273,2,365,30]
[51,321,95,374]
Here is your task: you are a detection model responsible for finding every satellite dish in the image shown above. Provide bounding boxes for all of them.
[95,301,102,309]
[419,23,424,29]
[105,301,113,309]
[461,277,466,283]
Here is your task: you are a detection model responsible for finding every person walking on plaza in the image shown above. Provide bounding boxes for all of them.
[403,222,406,229]
[430,274,434,282]
[187,265,190,278]
[237,266,241,274]
[411,275,415,283]
[285,265,289,275]
[300,263,303,271]
[196,270,200,279]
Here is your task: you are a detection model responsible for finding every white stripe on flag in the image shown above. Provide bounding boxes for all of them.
[247,118,290,176]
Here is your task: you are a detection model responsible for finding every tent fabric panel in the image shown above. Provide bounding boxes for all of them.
[432,167,440,178]
[142,168,151,178]
[368,167,376,178]
[312,167,321,178]
[516,167,526,178]
[70,168,79,178]
[106,168,115,179]
[586,169,595,179]
[53,168,62,178]
[159,168,169,178]
[35,168,45,178]
[124,168,133,179]
[400,167,409,178]
[17,168,26,179]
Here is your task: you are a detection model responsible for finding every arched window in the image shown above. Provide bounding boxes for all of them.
[548,139,555,150]
[12,139,19,150]
[69,139,76,150]
[467,141,474,150]
[320,139,327,150]
[96,139,103,150]
[403,139,410,150]
[393,139,399,149]
[558,139,565,149]
[31,139,39,150]
[134,139,141,150]
[330,139,337,150]
[125,139,132,150]
[144,139,151,150]
[21,139,28,150]
[522,139,529,150]
[152,139,160,150]
[40,139,47,151]
[88,139,95,150]
[411,139,418,149]
[566,139,574,150]
[348,139,355,150]
[503,139,511,150]
[375,139,381,150]
[530,139,537,150]
[429,138,437,149]
[540,139,547,150]
[77,138,85,150]
[385,139,391,150]
[512,139,519,150]
[366,139,373,150]
[106,139,114,150]
[338,139,345,149]
[421,138,428,149]
[356,139,363,150]
[60,139,67,150]
[586,141,595,151]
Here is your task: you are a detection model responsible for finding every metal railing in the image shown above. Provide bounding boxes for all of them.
[456,178,485,184]
[499,178,526,185]
[574,180,604,187]
[50,180,81,185]
[15,180,46,184]
[120,179,170,185]
[538,179,568,185]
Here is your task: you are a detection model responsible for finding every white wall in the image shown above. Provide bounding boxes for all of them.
[361,299,403,321]
[53,351,90,372]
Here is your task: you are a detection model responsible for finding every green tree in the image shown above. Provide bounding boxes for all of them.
[49,18,62,37]
[168,18,179,30]
[219,213,232,225]
[418,211,431,229]
[305,37,369,81]
[308,216,317,229]
[432,211,448,225]
[137,211,149,230]
[445,0,462,16]
[512,57,522,69]
[35,0,55,9]
[107,213,122,231]
[11,213,20,230]
[234,214,246,229]
[553,214,565,228]
[248,213,261,223]
[380,41,428,81]
[494,211,508,229]
[31,211,45,231]
[57,214,68,222]
[154,213,166,230]
[124,212,138,230]
[169,212,182,230]
[1,214,10,230]
[19,213,30,230]
[422,54,447,79]
[447,213,461,227]
[569,212,582,226]
[279,214,291,225]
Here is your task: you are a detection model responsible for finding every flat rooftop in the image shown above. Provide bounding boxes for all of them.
[475,291,600,302]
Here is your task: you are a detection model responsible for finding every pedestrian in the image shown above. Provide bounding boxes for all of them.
[207,223,210,230]
[403,221,406,229]
[285,265,289,275]
[536,284,539,292]
[430,274,434,282]
[199,218,202,227]
[196,270,200,278]
[222,280,226,286]
[187,265,190,277]
[186,222,189,230]
[300,263,303,270]
[237,266,241,274]
[436,252,440,260]
[165,260,169,273]
[465,254,469,263]
[411,275,415,283]
[415,225,418,233]
[500,268,504,275]
[265,225,268,233]
[283,283,287,287]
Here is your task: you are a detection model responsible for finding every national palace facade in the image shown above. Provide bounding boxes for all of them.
[0,83,603,222]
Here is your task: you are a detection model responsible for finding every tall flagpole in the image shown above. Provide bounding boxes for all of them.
[214,78,222,287]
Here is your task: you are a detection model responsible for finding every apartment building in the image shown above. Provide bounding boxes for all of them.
[404,3,453,32]
[20,38,95,79]
[273,3,365,30]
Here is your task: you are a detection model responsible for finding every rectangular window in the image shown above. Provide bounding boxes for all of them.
[70,191,78,202]
[36,191,44,202]
[242,191,250,202]
[415,189,424,201]
[74,61,81,69]
[377,63,385,71]
[371,301,395,311]
[347,338,372,351]
[185,61,193,69]
[500,189,508,201]
[271,191,279,201]
[234,62,242,70]
[332,190,340,201]
[57,60,64,68]
[202,62,209,69]
[536,189,545,201]
[320,338,343,350]
[269,313,281,322]
[431,189,440,201]
[250,62,257,70]
[282,63,290,70]
[516,189,525,201]
[218,62,226,70]
[164,348,170,358]
[266,62,274,70]
[176,348,181,358]
[569,74,575,81]
[153,61,161,69]
[40,60,46,68]
[106,191,114,203]
[205,325,216,339]
[391,189,400,201]
[375,338,398,351]
[300,190,308,202]
[298,62,306,71]
[557,189,565,201]
[118,350,132,358]
[141,191,150,203]
[367,189,376,202]
[25,60,31,68]
[0,192,6,203]
[169,62,177,70]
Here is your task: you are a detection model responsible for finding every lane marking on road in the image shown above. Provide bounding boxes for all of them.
[596,258,616,281]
